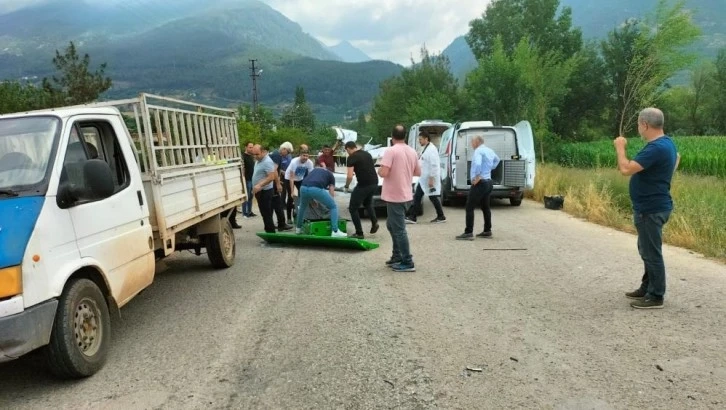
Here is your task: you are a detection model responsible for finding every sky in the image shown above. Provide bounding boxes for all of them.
[265,0,493,64]
[0,0,493,65]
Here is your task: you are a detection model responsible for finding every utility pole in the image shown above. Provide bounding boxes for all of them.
[249,59,260,118]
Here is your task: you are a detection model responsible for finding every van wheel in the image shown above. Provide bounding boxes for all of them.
[44,278,111,379]
[510,198,523,206]
[206,218,236,268]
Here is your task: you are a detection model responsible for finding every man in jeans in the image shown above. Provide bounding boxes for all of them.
[241,141,257,218]
[379,125,421,272]
[250,145,277,233]
[456,135,500,241]
[295,162,347,238]
[344,141,380,239]
[614,107,680,309]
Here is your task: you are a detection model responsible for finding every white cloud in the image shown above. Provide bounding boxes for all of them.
[265,0,492,65]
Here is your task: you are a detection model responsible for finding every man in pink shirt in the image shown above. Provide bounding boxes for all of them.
[378,124,421,272]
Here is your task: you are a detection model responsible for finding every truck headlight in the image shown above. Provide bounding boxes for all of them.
[0,266,22,299]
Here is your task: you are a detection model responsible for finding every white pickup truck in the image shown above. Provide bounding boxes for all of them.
[0,94,246,378]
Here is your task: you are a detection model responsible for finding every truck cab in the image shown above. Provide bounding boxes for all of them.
[439,120,535,206]
[0,94,245,378]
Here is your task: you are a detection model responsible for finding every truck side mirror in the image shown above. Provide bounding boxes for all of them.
[57,159,115,208]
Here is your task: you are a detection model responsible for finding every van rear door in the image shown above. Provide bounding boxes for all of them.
[514,121,536,190]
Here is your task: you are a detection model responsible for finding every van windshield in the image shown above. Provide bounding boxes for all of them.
[0,116,60,195]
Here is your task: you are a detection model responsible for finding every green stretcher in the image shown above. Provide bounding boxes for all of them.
[256,219,379,251]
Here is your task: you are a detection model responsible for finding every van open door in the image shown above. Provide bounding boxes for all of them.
[514,121,536,190]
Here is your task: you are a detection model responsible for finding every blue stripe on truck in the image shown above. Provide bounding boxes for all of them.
[0,197,45,269]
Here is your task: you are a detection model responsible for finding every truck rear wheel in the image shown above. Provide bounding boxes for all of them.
[44,278,111,379]
[510,197,523,206]
[206,218,235,268]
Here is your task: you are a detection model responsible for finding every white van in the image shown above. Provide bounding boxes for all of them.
[0,94,245,378]
[439,121,535,206]
[407,120,452,151]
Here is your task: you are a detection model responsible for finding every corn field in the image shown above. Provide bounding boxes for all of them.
[549,136,726,178]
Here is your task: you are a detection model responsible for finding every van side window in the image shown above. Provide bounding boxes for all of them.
[60,121,130,195]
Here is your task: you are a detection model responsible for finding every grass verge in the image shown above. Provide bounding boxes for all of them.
[526,163,726,263]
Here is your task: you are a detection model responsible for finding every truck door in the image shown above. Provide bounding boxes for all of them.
[60,116,154,307]
[454,130,471,189]
[514,121,536,190]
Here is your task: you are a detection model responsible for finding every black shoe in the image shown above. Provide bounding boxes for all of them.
[248,212,257,217]
[476,231,492,238]
[430,216,446,223]
[279,224,294,232]
[625,289,646,300]
[370,223,380,234]
[349,233,365,240]
[385,257,402,266]
[631,298,664,309]
[456,233,474,241]
[231,222,242,229]
[391,262,415,272]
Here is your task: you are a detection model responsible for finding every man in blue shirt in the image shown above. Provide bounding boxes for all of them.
[295,161,347,237]
[614,107,680,310]
[456,135,500,240]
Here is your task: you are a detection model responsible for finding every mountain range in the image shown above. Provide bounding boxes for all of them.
[1,0,723,120]
[0,0,391,121]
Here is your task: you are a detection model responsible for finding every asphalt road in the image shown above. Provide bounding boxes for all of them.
[1,198,724,409]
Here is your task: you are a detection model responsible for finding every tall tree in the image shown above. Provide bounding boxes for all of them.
[370,47,460,142]
[280,86,315,133]
[614,0,700,136]
[708,49,726,133]
[466,0,582,60]
[42,41,112,105]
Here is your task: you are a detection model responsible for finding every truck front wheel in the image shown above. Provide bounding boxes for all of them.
[206,218,236,268]
[44,278,111,379]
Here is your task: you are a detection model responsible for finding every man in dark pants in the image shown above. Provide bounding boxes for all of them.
[456,135,500,241]
[405,131,446,224]
[614,107,680,310]
[378,125,421,272]
[269,142,294,231]
[251,144,277,233]
[343,141,379,239]
[241,141,257,218]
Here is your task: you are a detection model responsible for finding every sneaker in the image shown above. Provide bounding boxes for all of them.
[370,223,380,234]
[385,257,402,266]
[331,230,348,238]
[349,233,365,240]
[625,289,646,300]
[405,217,417,224]
[630,298,664,309]
[391,262,415,272]
[295,227,302,234]
[430,217,446,223]
[476,231,492,238]
[279,224,294,232]
[456,233,474,241]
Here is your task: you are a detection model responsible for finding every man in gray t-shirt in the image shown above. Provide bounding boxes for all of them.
[251,145,277,232]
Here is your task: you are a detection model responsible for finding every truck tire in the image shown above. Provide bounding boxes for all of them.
[206,218,235,268]
[44,278,111,379]
[510,197,523,206]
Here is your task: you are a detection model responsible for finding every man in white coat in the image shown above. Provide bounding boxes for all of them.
[405,130,446,224]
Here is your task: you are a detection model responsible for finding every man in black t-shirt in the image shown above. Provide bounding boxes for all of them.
[344,141,380,239]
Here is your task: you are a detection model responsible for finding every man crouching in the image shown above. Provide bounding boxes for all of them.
[295,161,347,237]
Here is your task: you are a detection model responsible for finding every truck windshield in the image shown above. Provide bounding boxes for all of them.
[0,116,60,196]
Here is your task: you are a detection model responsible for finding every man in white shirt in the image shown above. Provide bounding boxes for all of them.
[286,149,314,199]
[456,135,500,240]
[405,130,446,224]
